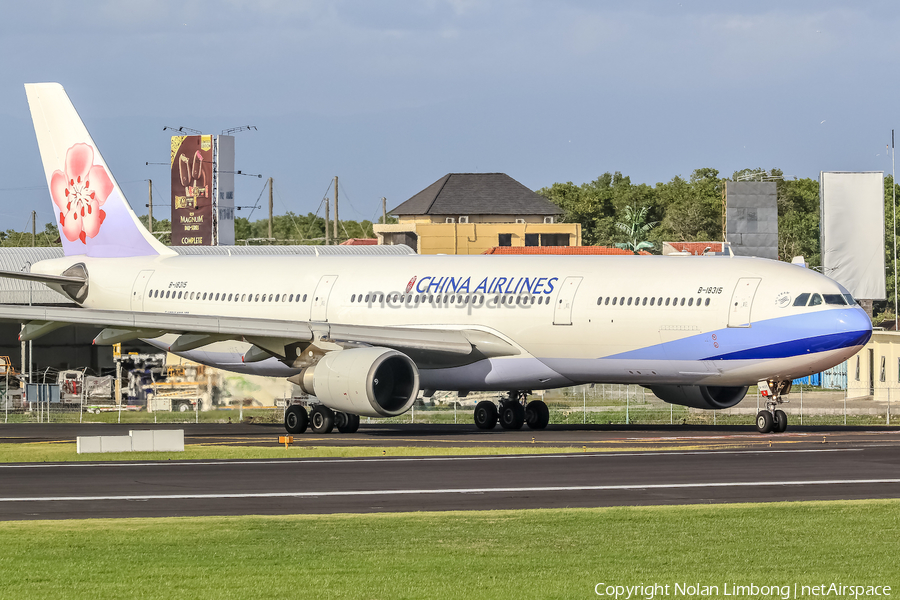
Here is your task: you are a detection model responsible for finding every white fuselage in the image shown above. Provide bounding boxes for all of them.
[33,252,872,392]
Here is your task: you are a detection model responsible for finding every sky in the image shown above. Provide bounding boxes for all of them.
[1,0,899,233]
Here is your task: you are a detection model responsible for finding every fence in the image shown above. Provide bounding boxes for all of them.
[2,383,895,427]
[365,384,895,427]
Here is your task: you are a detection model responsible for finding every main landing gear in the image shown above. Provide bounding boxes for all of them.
[474,391,550,431]
[755,380,791,434]
[284,404,360,434]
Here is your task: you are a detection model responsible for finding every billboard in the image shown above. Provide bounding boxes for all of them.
[820,171,886,300]
[170,135,213,245]
[725,181,778,260]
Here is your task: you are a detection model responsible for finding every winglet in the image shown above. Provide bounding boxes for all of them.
[24,83,174,258]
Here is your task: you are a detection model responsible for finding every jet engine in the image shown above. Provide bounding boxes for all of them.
[646,385,748,410]
[294,347,419,418]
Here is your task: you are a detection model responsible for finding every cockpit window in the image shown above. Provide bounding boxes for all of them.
[823,294,847,306]
[843,293,855,305]
[793,293,810,307]
[808,293,823,306]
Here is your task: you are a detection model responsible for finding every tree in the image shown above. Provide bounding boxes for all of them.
[614,205,658,253]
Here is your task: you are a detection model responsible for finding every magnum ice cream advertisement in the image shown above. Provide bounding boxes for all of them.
[170,135,213,245]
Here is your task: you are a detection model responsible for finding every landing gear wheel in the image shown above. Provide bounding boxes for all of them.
[525,400,550,430]
[774,409,788,433]
[756,410,774,434]
[474,401,498,430]
[284,405,309,434]
[310,405,335,434]
[337,413,360,434]
[499,401,525,430]
[178,402,191,412]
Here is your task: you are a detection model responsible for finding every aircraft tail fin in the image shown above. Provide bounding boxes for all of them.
[24,83,173,258]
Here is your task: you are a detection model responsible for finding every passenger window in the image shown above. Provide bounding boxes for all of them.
[627,297,632,306]
[658,297,663,305]
[241,294,246,302]
[688,297,693,306]
[809,293,823,306]
[680,298,685,306]
[274,294,279,302]
[351,294,356,302]
[665,298,670,306]
[604,297,610,306]
[289,294,294,302]
[612,297,617,305]
[642,297,647,306]
[302,294,307,302]
[255,294,260,302]
[268,294,273,302]
[228,294,233,301]
[705,298,710,306]
[793,293,810,306]
[650,297,655,306]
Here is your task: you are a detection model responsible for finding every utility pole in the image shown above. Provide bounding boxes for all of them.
[324,198,330,245]
[333,176,339,242]
[268,177,274,240]
[31,211,35,246]
[893,130,897,325]
[382,197,387,225]
[148,179,153,234]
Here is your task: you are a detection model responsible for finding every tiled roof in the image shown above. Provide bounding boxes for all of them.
[391,173,562,216]
[482,246,652,255]
[663,242,724,255]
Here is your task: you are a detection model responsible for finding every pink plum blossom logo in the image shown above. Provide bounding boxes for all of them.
[50,143,112,243]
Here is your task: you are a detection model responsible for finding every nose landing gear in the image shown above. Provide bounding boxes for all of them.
[756,380,791,434]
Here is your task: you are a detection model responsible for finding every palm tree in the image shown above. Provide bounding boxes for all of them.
[614,205,658,254]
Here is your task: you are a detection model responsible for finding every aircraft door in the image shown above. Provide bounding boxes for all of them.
[727,277,761,327]
[553,276,583,325]
[130,270,154,311]
[310,275,338,322]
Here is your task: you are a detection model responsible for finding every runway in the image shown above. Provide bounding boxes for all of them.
[0,429,899,520]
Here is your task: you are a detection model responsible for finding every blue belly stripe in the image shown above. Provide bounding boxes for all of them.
[701,329,872,360]
[603,308,872,362]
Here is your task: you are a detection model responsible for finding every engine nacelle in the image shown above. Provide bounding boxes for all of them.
[646,385,748,410]
[295,347,419,418]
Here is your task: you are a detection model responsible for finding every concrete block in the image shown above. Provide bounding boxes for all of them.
[100,435,133,453]
[153,429,184,452]
[77,436,102,454]
[130,430,155,452]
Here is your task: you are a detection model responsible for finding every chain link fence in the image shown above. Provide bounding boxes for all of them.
[362,385,896,427]
[1,383,895,427]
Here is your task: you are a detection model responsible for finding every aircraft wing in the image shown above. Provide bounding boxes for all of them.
[0,304,518,360]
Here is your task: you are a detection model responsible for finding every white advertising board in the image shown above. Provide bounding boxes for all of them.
[820,171,886,300]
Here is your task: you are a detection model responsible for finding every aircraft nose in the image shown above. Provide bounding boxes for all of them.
[837,306,873,348]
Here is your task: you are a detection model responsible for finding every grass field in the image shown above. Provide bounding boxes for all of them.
[0,500,895,599]
[0,443,687,463]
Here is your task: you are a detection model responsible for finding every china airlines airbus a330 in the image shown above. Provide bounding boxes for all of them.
[0,83,872,434]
